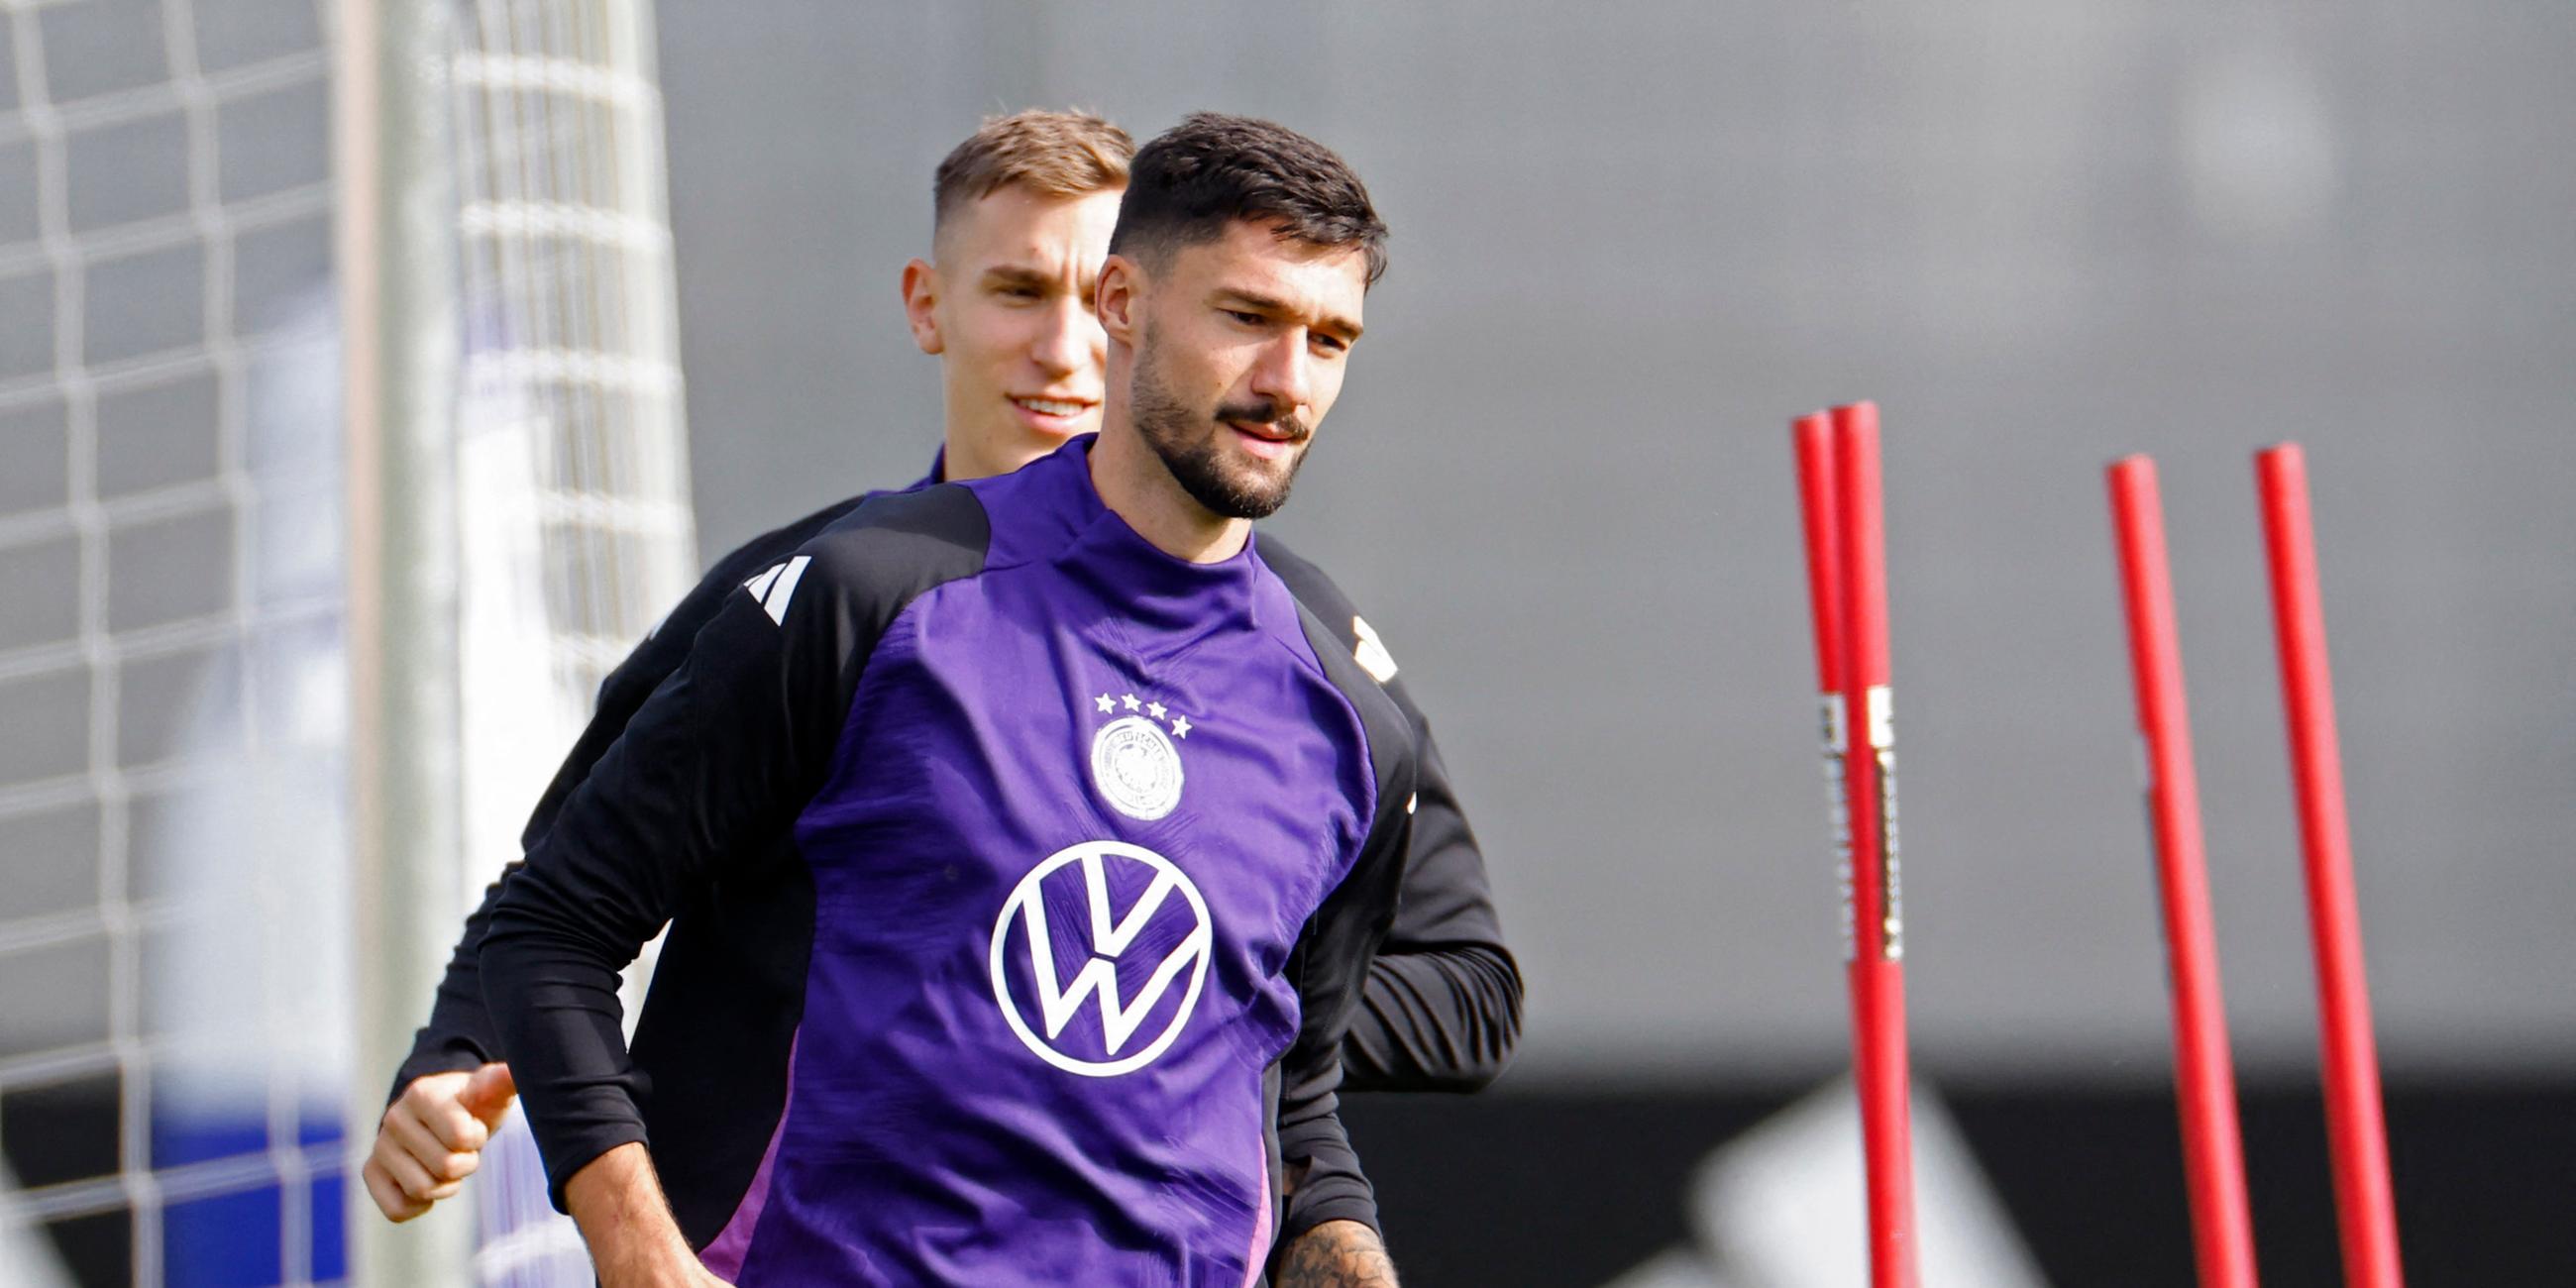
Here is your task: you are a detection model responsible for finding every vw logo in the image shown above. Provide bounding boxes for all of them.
[988,840,1213,1078]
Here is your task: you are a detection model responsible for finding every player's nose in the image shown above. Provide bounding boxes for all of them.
[1029,297,1101,379]
[1246,334,1315,416]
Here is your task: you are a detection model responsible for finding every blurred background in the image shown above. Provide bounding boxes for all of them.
[2,0,2569,1284]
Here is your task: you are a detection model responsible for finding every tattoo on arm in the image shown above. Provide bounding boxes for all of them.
[1278,1219,1398,1288]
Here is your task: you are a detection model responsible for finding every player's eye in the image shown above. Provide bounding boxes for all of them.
[1000,284,1042,300]
[1311,333,1348,356]
[1223,308,1263,327]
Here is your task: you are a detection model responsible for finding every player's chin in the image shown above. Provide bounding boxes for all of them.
[1218,459,1301,518]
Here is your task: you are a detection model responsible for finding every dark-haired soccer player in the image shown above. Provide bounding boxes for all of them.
[369,109,1521,1275]
[466,114,1427,1285]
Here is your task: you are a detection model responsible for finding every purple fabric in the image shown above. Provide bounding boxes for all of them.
[1237,1131,1273,1288]
[729,443,1374,1285]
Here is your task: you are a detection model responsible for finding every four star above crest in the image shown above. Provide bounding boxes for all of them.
[1090,687,1196,738]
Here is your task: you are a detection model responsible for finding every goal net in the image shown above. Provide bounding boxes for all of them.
[447,0,696,1283]
[0,0,694,1283]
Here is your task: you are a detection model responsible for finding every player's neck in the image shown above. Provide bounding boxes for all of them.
[936,432,1016,484]
[1088,414,1249,565]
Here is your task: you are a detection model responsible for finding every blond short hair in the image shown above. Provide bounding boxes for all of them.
[933,109,1133,237]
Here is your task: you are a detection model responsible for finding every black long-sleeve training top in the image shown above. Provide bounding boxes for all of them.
[396,463,1519,1113]
[476,446,1414,1282]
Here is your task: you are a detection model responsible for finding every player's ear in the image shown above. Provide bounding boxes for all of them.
[1095,254,1140,348]
[901,258,942,355]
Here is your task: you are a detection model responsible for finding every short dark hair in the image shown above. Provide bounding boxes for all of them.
[932,109,1133,240]
[1108,113,1387,287]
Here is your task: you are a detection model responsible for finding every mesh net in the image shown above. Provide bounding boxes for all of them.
[449,1,693,1283]
[0,0,692,1282]
[0,1,344,1281]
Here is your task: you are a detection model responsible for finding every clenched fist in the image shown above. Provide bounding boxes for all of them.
[362,1062,516,1222]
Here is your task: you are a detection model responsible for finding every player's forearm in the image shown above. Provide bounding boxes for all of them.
[1275,1052,1384,1243]
[566,1142,717,1287]
[389,866,518,1103]
[1277,1219,1400,1287]
[482,926,654,1205]
[1342,943,1524,1092]
[479,894,653,1204]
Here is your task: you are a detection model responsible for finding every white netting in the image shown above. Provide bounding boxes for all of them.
[449,1,693,1284]
[453,0,693,726]
[0,0,343,1282]
[0,0,691,1282]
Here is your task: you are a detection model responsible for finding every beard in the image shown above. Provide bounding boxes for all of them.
[1129,325,1310,521]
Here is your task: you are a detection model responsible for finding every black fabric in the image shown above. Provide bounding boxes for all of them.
[401,485,1520,1269]
[622,838,814,1244]
[395,512,1522,1110]
[390,495,869,1105]
[479,484,992,1215]
[1257,537,1524,1093]
[1271,595,1418,1246]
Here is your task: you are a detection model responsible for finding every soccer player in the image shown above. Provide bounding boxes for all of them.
[371,107,1518,1232]
[462,114,1426,1285]
[368,111,1517,1277]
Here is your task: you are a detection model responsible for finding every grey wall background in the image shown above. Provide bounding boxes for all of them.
[654,1,2574,1087]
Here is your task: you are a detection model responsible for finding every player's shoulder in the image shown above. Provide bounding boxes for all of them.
[1255,552,1417,795]
[711,484,990,648]
[1253,533,1347,616]
[629,493,875,657]
[1258,534,1403,689]
[785,481,993,600]
[701,492,874,590]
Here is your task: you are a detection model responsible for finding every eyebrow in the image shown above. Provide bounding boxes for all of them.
[1217,287,1362,343]
[981,264,1055,290]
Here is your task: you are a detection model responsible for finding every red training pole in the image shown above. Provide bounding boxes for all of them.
[1792,413,1847,708]
[1791,414,1850,917]
[1833,402,1917,1288]
[2106,457,2261,1288]
[2254,444,2405,1288]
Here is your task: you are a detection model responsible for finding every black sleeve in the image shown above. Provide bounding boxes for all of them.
[1271,604,1417,1247]
[1260,537,1525,1093]
[387,498,868,1107]
[478,486,987,1208]
[386,632,684,1104]
[1341,680,1523,1092]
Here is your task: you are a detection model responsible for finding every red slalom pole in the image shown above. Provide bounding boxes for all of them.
[1791,413,1849,885]
[1822,402,1917,1287]
[2106,457,2261,1288]
[2254,444,2405,1288]
[1791,413,1847,712]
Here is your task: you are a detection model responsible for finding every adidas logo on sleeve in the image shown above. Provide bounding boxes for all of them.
[743,556,811,625]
